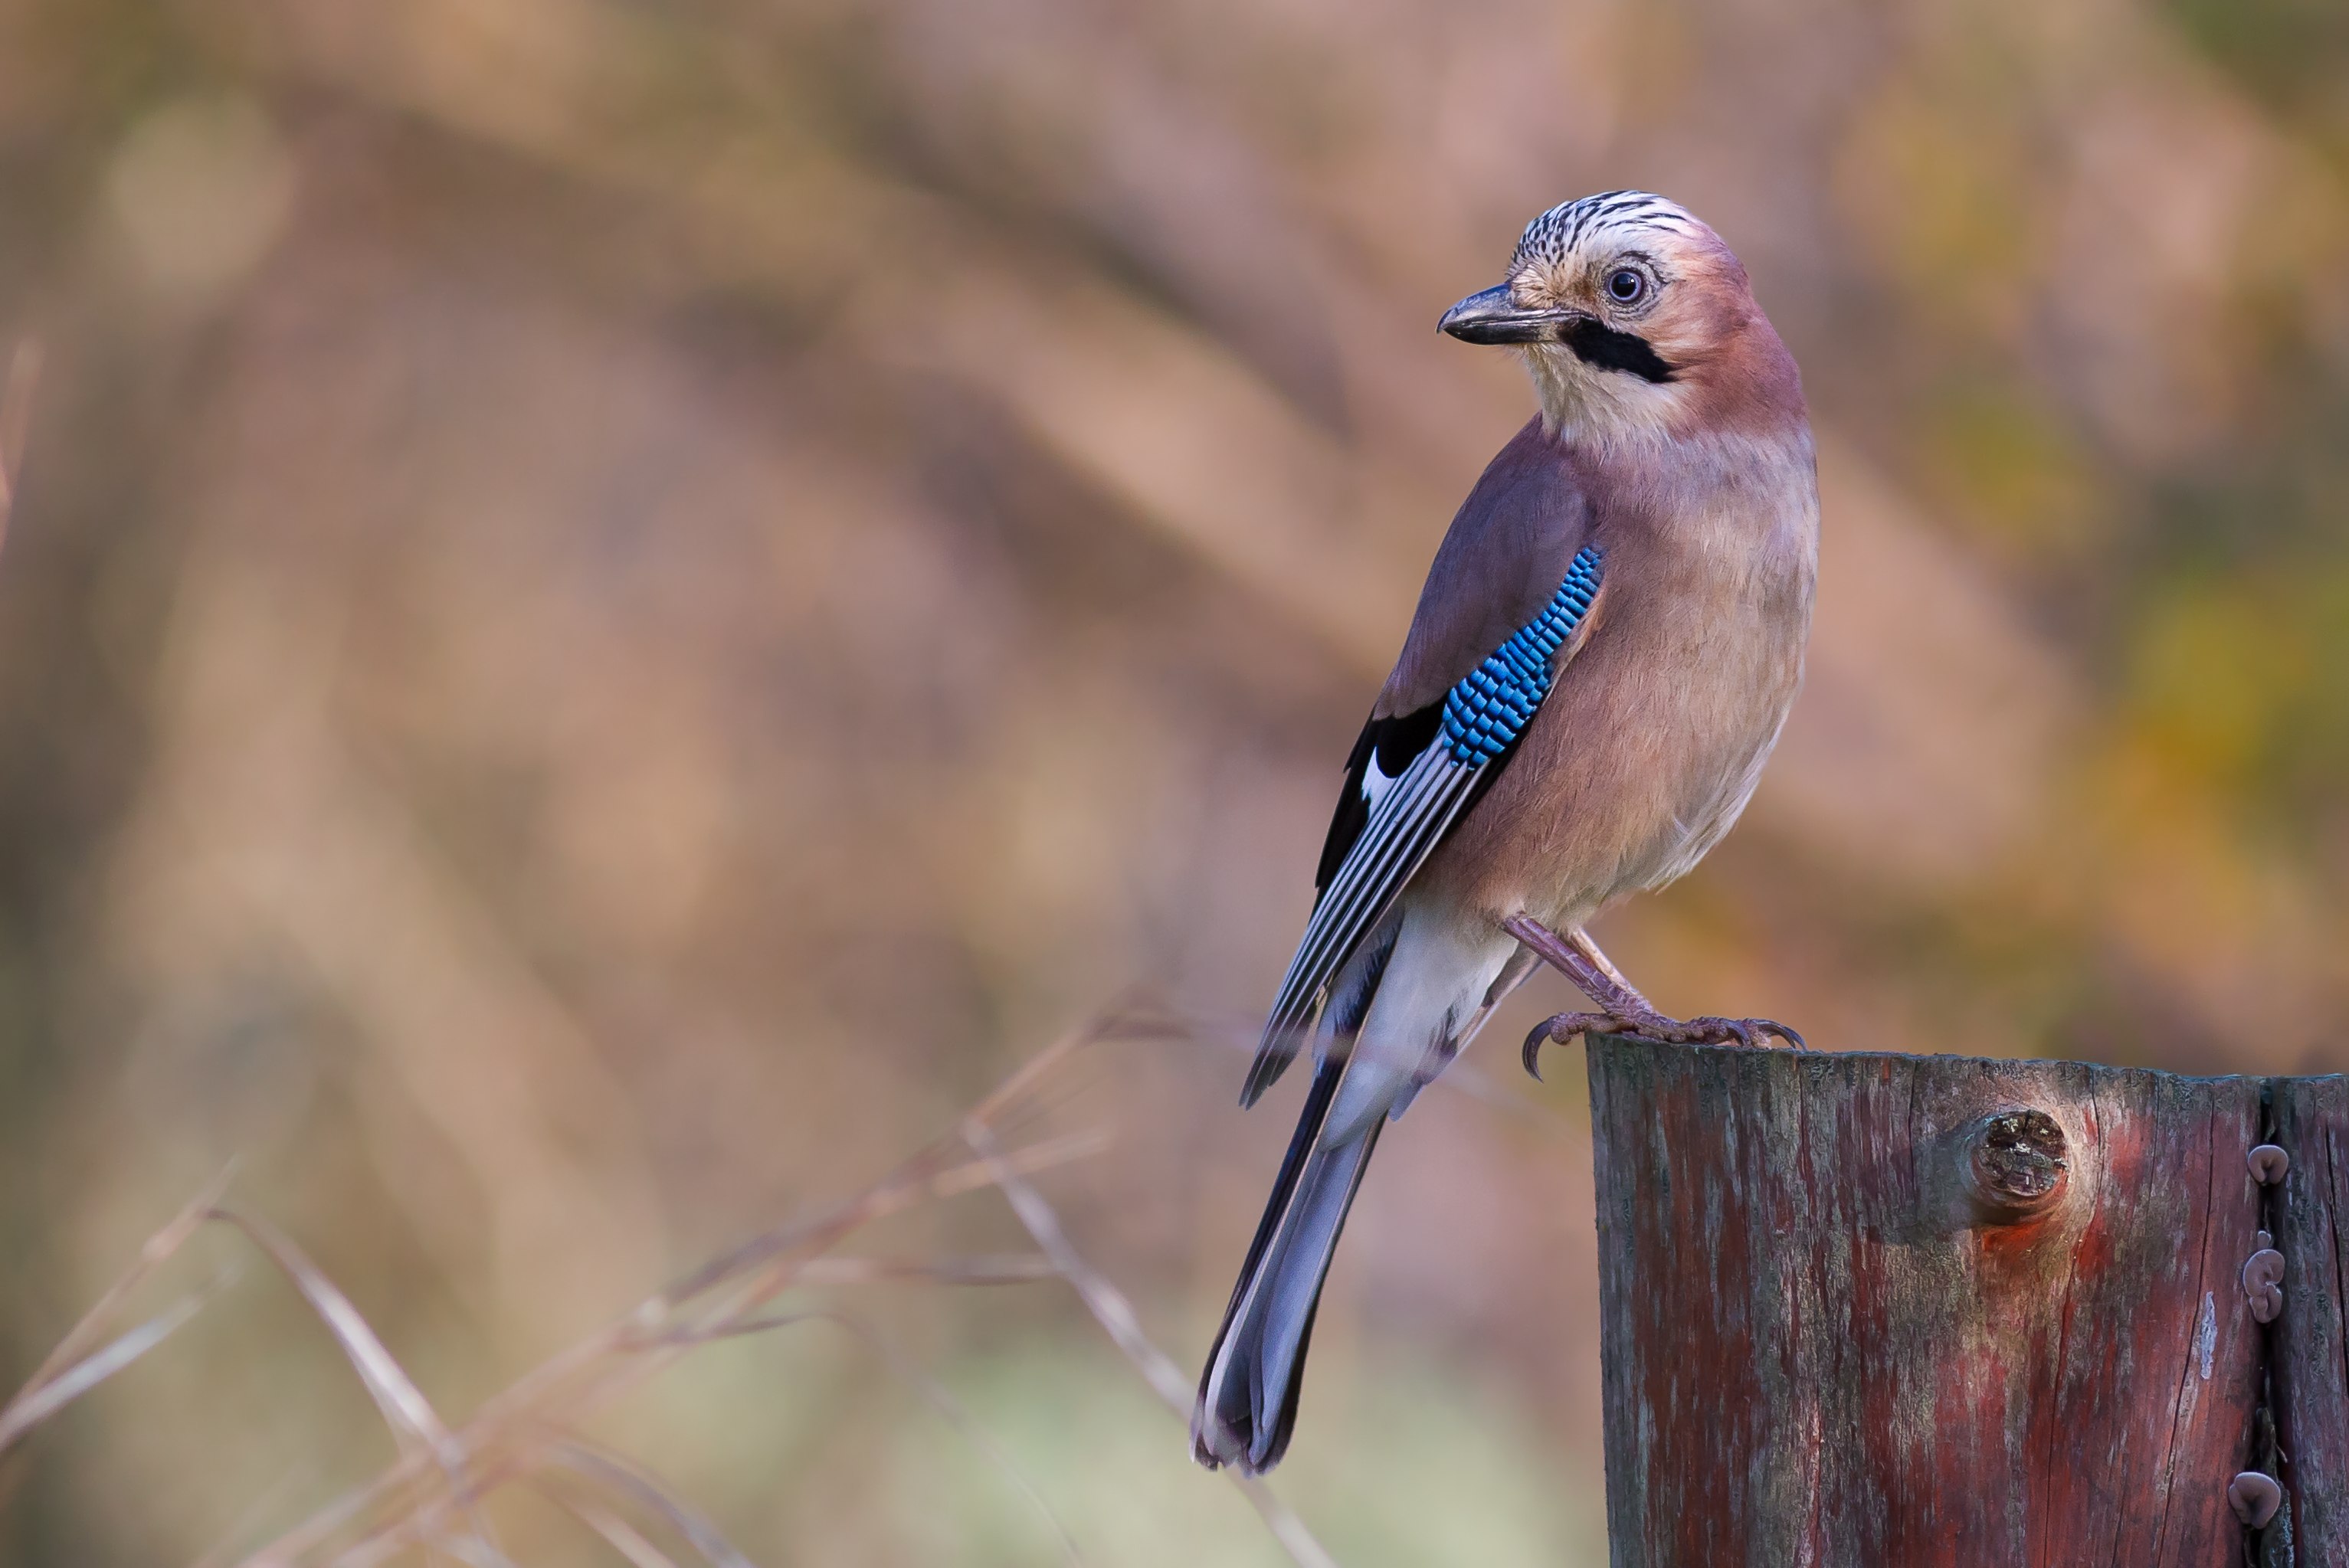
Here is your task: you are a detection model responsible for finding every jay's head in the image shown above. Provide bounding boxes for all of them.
[1440,191,1801,440]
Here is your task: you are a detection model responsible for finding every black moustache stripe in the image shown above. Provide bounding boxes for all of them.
[1562,319,1676,384]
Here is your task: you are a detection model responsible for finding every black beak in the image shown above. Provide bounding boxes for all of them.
[1438,283,1591,345]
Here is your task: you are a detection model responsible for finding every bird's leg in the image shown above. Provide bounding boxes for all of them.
[1500,915,1653,1014]
[1500,915,1807,1077]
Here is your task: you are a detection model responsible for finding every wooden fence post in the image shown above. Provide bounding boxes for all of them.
[2271,1075,2349,1560]
[1584,1036,2348,1565]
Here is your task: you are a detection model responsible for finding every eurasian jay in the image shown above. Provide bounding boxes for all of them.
[1193,191,1817,1475]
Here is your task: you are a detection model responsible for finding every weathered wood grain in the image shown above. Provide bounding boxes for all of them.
[1586,1037,2272,1566]
[2272,1074,2349,1559]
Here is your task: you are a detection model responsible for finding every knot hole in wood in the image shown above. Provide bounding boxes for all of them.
[1964,1108,2069,1224]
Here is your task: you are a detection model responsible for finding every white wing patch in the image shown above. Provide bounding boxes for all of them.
[1359,751,1402,815]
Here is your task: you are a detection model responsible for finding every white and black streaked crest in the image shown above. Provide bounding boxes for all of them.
[1512,190,1699,270]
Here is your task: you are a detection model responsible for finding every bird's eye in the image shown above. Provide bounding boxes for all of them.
[1607,268,1646,304]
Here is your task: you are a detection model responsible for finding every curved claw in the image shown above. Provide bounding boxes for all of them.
[1712,1016,1807,1052]
[1522,1011,1623,1079]
[1680,1016,1808,1051]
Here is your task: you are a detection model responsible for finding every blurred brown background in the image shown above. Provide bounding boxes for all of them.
[2,0,2347,1561]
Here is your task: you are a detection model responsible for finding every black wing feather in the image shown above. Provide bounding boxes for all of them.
[1311,704,1443,895]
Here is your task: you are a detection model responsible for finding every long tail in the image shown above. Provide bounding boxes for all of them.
[1191,1053,1384,1475]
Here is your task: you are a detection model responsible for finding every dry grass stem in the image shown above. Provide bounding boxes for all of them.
[539,1443,757,1568]
[532,1484,683,1568]
[0,1281,221,1454]
[960,1121,1190,1411]
[0,1166,241,1465]
[8,1164,234,1404]
[960,1120,1343,1568]
[201,1206,514,1566]
[9,1013,1342,1568]
[203,1208,460,1455]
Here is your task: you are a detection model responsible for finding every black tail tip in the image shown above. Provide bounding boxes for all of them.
[1191,1399,1285,1476]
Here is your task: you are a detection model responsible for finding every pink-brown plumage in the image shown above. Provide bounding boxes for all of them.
[1424,419,1817,927]
[1194,191,1818,1476]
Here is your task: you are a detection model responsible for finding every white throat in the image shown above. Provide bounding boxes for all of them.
[1522,344,1687,444]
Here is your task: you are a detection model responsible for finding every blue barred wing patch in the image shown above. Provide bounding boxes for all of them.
[1243,545,1608,1103]
[1441,545,1604,765]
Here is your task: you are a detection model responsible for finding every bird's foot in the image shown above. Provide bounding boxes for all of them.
[1521,1009,1807,1077]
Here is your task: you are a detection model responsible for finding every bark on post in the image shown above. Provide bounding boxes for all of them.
[1584,1036,2349,1565]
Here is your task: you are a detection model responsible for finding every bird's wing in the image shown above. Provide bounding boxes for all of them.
[1241,539,1605,1105]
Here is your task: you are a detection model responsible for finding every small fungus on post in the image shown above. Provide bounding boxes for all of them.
[2229,1471,2284,1530]
[2243,1248,2286,1324]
